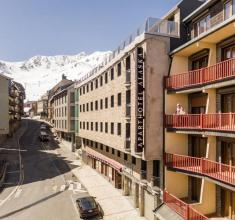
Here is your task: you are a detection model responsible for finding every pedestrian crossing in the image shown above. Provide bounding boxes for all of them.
[59,181,87,194]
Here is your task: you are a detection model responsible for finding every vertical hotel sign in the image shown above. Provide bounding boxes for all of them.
[136,47,144,152]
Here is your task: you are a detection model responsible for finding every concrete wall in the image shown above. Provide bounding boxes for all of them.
[0,76,9,134]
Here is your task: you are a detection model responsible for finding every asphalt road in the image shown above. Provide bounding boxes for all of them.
[0,119,83,220]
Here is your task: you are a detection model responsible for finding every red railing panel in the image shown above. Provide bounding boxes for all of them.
[166,58,235,90]
[163,191,209,220]
[165,113,235,132]
[165,153,235,186]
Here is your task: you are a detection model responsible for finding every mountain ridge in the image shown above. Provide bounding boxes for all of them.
[0,51,111,100]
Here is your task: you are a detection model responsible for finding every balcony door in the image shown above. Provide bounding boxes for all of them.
[223,43,235,61]
[192,55,208,70]
[222,93,235,113]
[221,141,235,166]
[221,188,235,220]
[191,136,207,158]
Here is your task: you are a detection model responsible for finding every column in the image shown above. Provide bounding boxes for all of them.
[139,185,145,216]
[133,182,139,208]
[122,176,130,196]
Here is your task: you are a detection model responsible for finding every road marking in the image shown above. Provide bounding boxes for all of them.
[68,183,73,191]
[14,188,22,198]
[60,185,66,192]
[52,185,57,192]
[70,194,80,216]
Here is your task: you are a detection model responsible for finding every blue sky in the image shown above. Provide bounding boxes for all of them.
[0,0,179,61]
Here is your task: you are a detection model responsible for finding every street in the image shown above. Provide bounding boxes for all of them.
[0,119,85,220]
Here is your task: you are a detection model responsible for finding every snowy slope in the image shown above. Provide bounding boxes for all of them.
[0,51,111,100]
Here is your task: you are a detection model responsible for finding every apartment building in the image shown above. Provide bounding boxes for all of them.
[74,1,203,219]
[0,73,11,142]
[37,93,48,119]
[48,75,73,124]
[52,83,75,150]
[9,81,25,136]
[163,1,235,220]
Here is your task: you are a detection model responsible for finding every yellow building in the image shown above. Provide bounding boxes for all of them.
[163,1,235,219]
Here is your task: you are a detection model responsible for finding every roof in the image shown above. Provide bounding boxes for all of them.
[48,78,73,100]
[0,72,12,80]
[183,0,214,22]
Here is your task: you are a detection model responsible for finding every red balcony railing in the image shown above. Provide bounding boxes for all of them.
[163,190,208,220]
[165,153,235,186]
[165,113,235,132]
[166,58,235,90]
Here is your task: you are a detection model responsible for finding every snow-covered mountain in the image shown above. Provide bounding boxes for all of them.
[0,51,111,100]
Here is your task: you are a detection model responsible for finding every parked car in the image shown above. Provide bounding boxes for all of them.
[39,131,49,142]
[76,196,101,219]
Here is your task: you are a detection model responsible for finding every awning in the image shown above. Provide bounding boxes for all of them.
[85,148,123,172]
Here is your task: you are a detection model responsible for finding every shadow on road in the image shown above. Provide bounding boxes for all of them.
[0,190,63,219]
[0,119,79,189]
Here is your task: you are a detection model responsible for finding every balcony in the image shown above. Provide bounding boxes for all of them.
[165,113,235,133]
[165,153,235,186]
[166,58,235,91]
[164,190,208,220]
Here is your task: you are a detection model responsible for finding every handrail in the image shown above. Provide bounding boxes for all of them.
[164,190,208,220]
[165,153,235,186]
[165,113,235,132]
[166,58,235,90]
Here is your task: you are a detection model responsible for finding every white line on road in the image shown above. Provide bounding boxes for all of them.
[7,170,20,174]
[60,185,66,192]
[70,194,80,216]
[14,188,22,198]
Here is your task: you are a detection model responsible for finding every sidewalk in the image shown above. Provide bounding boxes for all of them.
[57,143,147,220]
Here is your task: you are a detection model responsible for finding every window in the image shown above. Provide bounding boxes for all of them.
[105,97,108,109]
[95,79,98,89]
[194,14,210,37]
[100,76,103,86]
[111,122,114,134]
[111,95,114,108]
[100,144,103,150]
[80,88,82,96]
[118,93,121,106]
[87,122,89,130]
[86,103,89,112]
[83,122,85,129]
[91,81,93,91]
[117,62,121,76]
[124,153,128,161]
[110,68,114,80]
[90,102,93,111]
[132,156,136,165]
[100,99,103,110]
[224,0,233,20]
[95,142,98,148]
[112,148,115,154]
[117,150,121,157]
[95,122,98,131]
[95,100,98,110]
[105,72,108,83]
[91,122,93,131]
[100,122,103,132]
[106,146,109,152]
[126,56,131,70]
[83,86,85,94]
[87,84,89,93]
[105,122,108,133]
[117,123,121,136]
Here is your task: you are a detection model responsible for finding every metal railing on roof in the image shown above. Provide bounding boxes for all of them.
[77,17,179,86]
